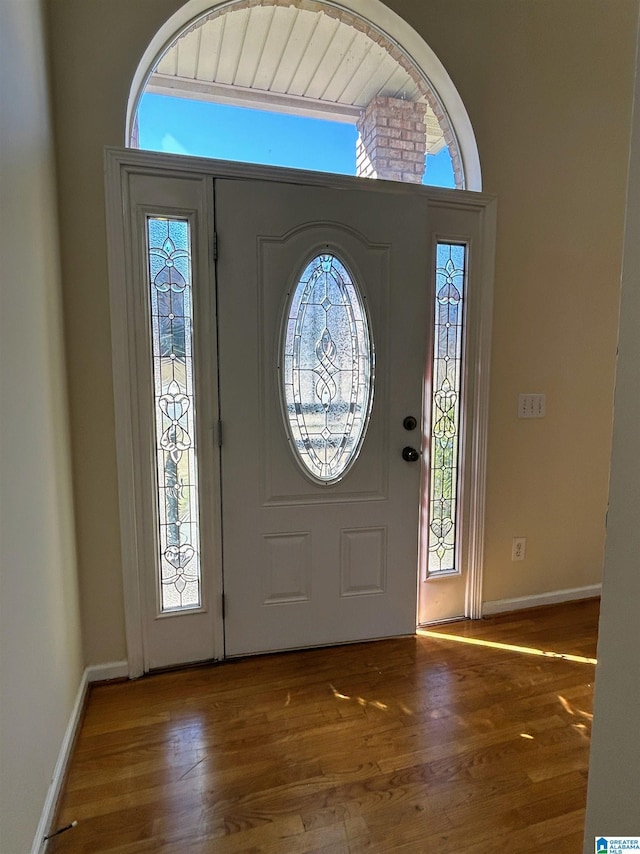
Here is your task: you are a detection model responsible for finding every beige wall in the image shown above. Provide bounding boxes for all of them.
[416,0,637,602]
[584,9,640,843]
[46,0,637,662]
[0,1,83,851]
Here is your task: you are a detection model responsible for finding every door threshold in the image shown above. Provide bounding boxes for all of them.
[417,615,467,628]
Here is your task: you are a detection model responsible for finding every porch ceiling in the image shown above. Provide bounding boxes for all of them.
[148,2,446,154]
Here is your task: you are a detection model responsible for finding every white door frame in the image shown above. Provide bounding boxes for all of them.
[104,147,496,677]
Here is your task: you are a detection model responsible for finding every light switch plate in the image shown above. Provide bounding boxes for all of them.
[518,393,546,418]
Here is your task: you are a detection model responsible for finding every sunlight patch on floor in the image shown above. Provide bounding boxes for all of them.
[417,629,597,665]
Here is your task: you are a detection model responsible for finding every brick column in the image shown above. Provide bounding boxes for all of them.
[356,96,427,184]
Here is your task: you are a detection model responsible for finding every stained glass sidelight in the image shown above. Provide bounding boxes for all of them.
[281,253,374,483]
[147,217,201,610]
[427,243,467,574]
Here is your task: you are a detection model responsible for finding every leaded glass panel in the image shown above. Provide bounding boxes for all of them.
[281,253,374,483]
[428,243,466,575]
[147,217,201,610]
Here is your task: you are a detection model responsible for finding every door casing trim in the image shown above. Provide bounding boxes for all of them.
[104,146,496,676]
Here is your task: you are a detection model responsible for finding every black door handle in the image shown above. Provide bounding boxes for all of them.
[402,446,420,462]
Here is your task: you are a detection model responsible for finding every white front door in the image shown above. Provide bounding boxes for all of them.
[216,178,431,656]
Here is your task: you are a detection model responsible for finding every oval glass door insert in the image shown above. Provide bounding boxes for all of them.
[281,252,374,483]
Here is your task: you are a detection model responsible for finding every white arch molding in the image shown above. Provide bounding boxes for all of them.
[126,0,482,191]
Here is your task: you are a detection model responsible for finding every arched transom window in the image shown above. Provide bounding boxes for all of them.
[131,0,477,189]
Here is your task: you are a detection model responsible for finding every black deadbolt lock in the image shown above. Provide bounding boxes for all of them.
[403,416,418,431]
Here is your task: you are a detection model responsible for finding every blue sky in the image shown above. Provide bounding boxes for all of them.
[138,93,455,188]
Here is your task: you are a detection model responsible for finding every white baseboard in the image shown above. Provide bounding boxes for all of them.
[86,660,129,683]
[32,669,88,854]
[32,660,129,853]
[482,584,601,616]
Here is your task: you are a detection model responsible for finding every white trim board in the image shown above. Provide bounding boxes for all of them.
[86,660,129,683]
[482,584,602,616]
[33,662,129,853]
[32,671,88,854]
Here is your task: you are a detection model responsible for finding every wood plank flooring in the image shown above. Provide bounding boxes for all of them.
[49,599,599,853]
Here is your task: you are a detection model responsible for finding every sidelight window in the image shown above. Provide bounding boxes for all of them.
[427,242,467,575]
[146,217,202,610]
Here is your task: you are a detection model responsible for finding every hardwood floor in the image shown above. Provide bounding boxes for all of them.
[49,600,599,853]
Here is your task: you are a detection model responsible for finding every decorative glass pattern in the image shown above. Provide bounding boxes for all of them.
[427,243,466,574]
[282,253,374,483]
[147,217,201,610]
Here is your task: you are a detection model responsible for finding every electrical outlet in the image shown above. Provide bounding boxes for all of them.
[512,537,526,561]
